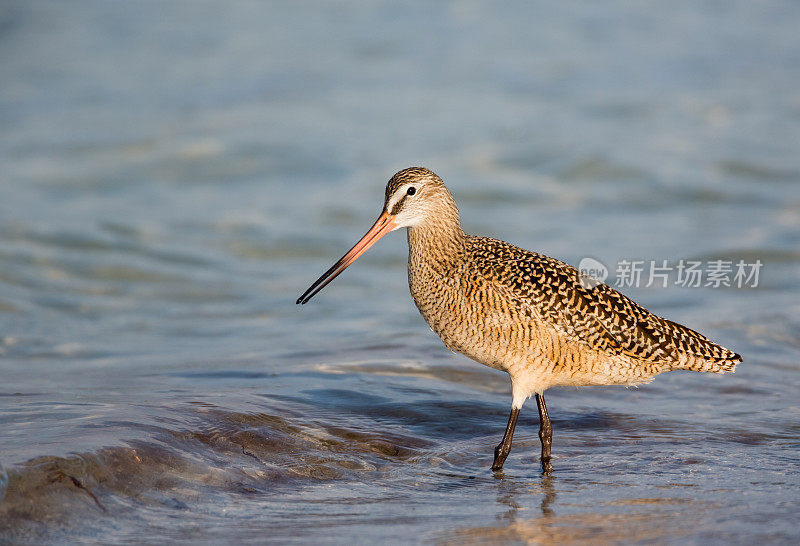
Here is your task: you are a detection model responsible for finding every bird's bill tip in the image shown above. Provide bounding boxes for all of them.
[296,211,397,304]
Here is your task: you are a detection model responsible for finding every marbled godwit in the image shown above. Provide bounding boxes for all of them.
[297,167,741,473]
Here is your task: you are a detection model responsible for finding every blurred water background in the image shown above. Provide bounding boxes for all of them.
[1,1,799,543]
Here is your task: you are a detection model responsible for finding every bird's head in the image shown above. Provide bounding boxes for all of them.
[296,167,457,304]
[381,167,452,229]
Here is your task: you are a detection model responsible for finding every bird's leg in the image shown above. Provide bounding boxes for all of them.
[535,393,553,473]
[492,407,520,471]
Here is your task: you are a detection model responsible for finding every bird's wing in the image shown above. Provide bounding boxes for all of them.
[468,237,739,364]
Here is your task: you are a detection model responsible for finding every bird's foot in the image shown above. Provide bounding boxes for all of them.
[492,443,510,471]
[540,456,553,474]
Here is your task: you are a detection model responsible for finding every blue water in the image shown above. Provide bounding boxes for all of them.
[1,1,799,543]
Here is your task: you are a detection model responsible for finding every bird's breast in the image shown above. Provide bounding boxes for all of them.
[407,253,539,372]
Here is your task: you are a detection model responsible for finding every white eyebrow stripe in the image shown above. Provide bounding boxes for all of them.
[386,184,411,213]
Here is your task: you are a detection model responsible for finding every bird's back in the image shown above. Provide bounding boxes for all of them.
[407,232,740,391]
[466,236,741,374]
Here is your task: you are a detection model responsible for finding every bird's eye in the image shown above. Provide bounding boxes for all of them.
[407,186,416,196]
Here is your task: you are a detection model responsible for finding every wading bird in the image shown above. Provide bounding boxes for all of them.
[297,167,741,473]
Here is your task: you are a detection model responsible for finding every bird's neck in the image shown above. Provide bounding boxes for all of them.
[407,213,466,271]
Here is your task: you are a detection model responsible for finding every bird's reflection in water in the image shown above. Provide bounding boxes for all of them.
[447,472,702,544]
[493,471,557,524]
[540,475,556,516]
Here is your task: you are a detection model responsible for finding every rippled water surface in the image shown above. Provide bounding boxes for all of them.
[2,1,800,543]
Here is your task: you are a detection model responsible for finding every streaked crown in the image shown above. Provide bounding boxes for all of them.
[383,167,457,230]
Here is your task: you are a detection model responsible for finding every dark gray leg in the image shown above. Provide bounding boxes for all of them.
[535,393,553,473]
[492,407,520,471]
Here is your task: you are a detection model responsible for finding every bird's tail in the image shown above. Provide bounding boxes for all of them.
[656,318,742,374]
[678,352,741,374]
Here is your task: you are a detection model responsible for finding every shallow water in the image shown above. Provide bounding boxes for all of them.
[1,1,800,543]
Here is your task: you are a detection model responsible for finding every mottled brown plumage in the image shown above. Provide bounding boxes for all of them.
[298,167,742,473]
